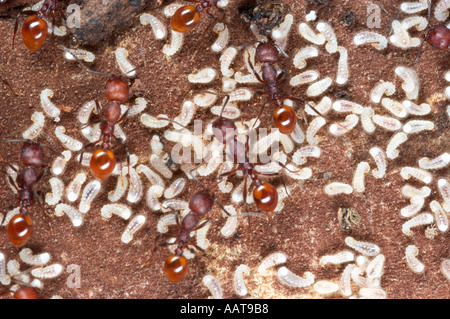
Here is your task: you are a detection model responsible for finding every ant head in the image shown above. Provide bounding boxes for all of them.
[22,141,44,168]
[189,190,215,217]
[105,76,129,102]
[256,42,279,64]
[212,117,237,144]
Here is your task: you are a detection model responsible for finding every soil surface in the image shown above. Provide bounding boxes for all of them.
[0,0,449,299]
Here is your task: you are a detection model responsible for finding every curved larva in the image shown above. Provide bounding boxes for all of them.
[430,200,449,232]
[40,88,61,120]
[401,196,425,218]
[196,220,211,250]
[386,132,408,159]
[437,179,450,212]
[402,212,434,236]
[370,81,396,104]
[55,203,83,227]
[395,66,420,100]
[353,162,370,193]
[306,116,326,145]
[340,264,355,297]
[336,47,349,85]
[405,245,424,273]
[78,100,96,123]
[51,150,71,176]
[115,48,136,78]
[121,214,146,244]
[31,264,63,279]
[324,182,353,195]
[258,252,287,276]
[211,23,229,52]
[345,237,380,256]
[435,0,450,21]
[101,203,132,220]
[353,31,388,50]
[234,264,251,297]
[319,250,354,266]
[402,184,431,199]
[306,77,332,97]
[163,30,184,57]
[139,13,167,40]
[298,22,326,45]
[329,114,359,136]
[400,2,429,14]
[45,177,64,206]
[219,46,237,78]
[441,259,450,281]
[202,275,223,299]
[79,180,101,213]
[400,167,433,184]
[316,21,338,53]
[369,147,387,179]
[381,98,408,118]
[372,114,402,131]
[164,178,186,199]
[23,111,45,140]
[66,172,87,202]
[289,70,320,86]
[277,267,315,288]
[19,248,50,266]
[188,68,217,84]
[293,46,319,69]
[55,126,83,151]
[419,153,450,170]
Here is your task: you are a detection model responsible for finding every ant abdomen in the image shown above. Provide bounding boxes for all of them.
[21,16,48,51]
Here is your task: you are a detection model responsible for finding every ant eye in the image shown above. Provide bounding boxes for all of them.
[22,16,48,51]
[90,149,116,179]
[164,254,188,282]
[253,183,278,212]
[171,5,200,33]
[7,214,33,247]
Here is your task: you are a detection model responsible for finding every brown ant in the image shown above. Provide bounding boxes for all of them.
[1,139,51,247]
[170,0,222,33]
[12,0,65,52]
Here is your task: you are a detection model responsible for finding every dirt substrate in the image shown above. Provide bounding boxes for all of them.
[0,0,449,299]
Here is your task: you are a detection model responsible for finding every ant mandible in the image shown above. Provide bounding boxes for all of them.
[12,0,64,51]
[170,0,221,33]
[2,140,48,247]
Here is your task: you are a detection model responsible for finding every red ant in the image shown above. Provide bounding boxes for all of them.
[1,140,51,247]
[12,0,64,51]
[170,0,221,33]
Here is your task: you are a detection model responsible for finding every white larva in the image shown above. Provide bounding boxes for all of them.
[188,67,217,84]
[361,107,376,133]
[400,2,429,14]
[324,182,353,195]
[277,267,315,288]
[386,132,408,159]
[345,237,380,256]
[219,46,237,78]
[22,111,45,140]
[62,46,95,63]
[163,30,184,57]
[405,245,424,273]
[211,23,229,52]
[40,88,61,120]
[340,264,355,297]
[258,252,287,276]
[306,116,326,145]
[139,13,167,40]
[369,147,387,179]
[55,203,83,227]
[202,275,223,299]
[401,196,425,218]
[233,264,251,297]
[329,114,359,136]
[31,264,64,279]
[429,200,449,232]
[66,172,87,202]
[400,166,433,184]
[306,77,332,97]
[381,98,408,118]
[372,114,402,131]
[353,31,388,50]
[115,48,136,78]
[19,248,50,266]
[289,70,320,86]
[293,46,319,69]
[121,214,146,244]
[402,212,434,236]
[418,153,450,170]
[437,179,450,212]
[402,184,431,199]
[395,66,420,100]
[353,162,370,193]
[298,22,326,45]
[370,81,396,104]
[319,250,355,266]
[101,203,132,220]
[164,178,186,199]
[316,21,338,53]
[336,46,349,85]
[45,177,64,206]
[79,180,102,213]
[403,120,435,134]
[314,280,339,295]
[51,150,72,175]
[55,126,83,151]
[435,0,450,21]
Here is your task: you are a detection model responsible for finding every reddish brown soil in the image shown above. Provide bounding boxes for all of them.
[0,0,448,299]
